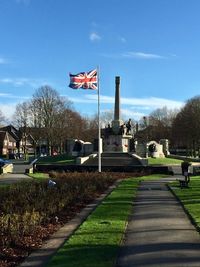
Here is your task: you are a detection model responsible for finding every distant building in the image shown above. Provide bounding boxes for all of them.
[0,125,35,157]
[0,130,17,156]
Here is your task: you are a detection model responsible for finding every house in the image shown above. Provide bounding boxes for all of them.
[0,124,69,157]
[18,127,35,154]
[0,125,21,151]
[0,131,17,156]
[0,125,35,157]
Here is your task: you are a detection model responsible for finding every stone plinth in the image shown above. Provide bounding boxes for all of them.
[160,139,170,156]
[103,135,133,153]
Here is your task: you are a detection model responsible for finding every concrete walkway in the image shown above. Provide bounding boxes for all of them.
[0,161,34,184]
[116,176,200,267]
[0,173,32,184]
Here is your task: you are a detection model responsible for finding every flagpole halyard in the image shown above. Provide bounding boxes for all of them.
[97,66,101,173]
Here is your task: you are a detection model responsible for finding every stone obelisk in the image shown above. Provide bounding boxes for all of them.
[114,76,120,121]
[112,76,123,134]
[102,76,133,153]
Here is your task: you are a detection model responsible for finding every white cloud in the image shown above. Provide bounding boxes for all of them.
[0,78,29,86]
[169,53,177,57]
[0,57,8,64]
[68,94,183,110]
[119,37,127,43]
[71,94,114,104]
[0,77,48,88]
[0,93,13,97]
[68,96,97,104]
[100,51,166,60]
[131,106,151,111]
[121,108,145,120]
[89,32,101,42]
[0,92,29,100]
[91,22,98,27]
[122,51,165,59]
[0,103,17,121]
[120,96,183,109]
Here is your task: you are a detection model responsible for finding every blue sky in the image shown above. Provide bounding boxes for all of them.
[0,0,200,121]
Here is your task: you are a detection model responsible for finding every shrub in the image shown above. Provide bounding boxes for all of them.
[0,172,120,247]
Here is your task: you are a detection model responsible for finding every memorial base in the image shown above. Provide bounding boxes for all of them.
[103,135,133,153]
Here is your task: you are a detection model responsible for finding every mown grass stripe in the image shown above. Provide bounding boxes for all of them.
[47,178,139,267]
[169,175,200,229]
[148,157,183,165]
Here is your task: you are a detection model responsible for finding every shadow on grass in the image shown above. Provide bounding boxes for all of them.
[48,244,120,267]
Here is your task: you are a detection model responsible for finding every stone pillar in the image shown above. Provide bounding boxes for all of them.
[160,139,170,156]
[114,76,120,120]
[112,76,123,134]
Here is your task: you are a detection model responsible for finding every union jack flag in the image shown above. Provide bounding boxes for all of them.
[69,69,98,90]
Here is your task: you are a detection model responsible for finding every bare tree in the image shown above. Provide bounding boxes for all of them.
[0,109,5,127]
[12,85,92,156]
[13,101,30,128]
[149,106,178,127]
[100,110,114,128]
[53,108,87,152]
[147,106,179,141]
[12,101,32,157]
[81,115,99,142]
[31,85,71,155]
[136,107,179,143]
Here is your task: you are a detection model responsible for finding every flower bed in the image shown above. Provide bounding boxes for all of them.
[0,171,144,267]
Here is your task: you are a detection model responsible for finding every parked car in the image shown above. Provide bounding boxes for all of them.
[15,153,24,159]
[8,153,16,159]
[8,153,24,159]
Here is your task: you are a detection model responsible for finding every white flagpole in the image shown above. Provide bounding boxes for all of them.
[97,66,101,173]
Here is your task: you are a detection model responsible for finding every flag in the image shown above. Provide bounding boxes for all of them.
[69,69,97,90]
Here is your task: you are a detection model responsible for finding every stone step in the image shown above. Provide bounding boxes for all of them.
[102,152,131,158]
[83,155,141,166]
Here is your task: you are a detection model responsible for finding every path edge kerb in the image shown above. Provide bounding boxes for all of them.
[19,179,122,267]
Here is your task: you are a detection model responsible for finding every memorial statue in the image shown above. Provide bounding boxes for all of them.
[126,118,132,135]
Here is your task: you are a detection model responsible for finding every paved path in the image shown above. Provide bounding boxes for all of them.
[0,161,34,184]
[0,173,32,184]
[116,176,200,267]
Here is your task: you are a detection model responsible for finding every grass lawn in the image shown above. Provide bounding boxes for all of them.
[47,174,167,267]
[139,173,169,180]
[0,184,10,188]
[28,172,49,180]
[36,154,76,165]
[148,157,183,165]
[169,176,200,229]
[36,154,186,166]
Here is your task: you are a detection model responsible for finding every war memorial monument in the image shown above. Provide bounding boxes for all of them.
[75,76,148,168]
[68,75,170,170]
